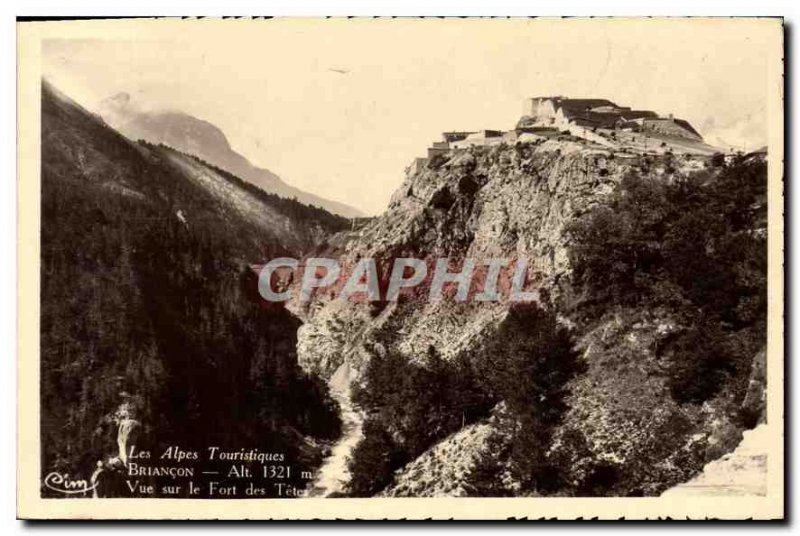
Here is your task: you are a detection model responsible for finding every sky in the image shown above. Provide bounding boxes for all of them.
[42,18,779,215]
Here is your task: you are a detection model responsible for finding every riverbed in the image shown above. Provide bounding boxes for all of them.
[306,362,364,497]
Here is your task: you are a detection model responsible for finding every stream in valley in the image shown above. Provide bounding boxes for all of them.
[306,362,364,497]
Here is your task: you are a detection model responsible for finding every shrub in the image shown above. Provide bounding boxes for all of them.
[666,323,733,403]
[567,158,767,404]
[353,346,493,460]
[346,344,494,495]
[348,304,583,495]
[345,419,405,497]
[464,433,512,497]
[478,304,584,489]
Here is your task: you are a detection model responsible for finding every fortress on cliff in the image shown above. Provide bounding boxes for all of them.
[523,97,701,140]
[423,97,715,162]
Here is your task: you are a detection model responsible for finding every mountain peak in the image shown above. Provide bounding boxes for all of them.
[95,93,363,218]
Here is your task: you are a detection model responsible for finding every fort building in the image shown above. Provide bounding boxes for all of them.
[418,96,709,165]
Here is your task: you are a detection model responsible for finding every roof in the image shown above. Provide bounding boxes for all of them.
[525,96,702,139]
[554,98,618,113]
[465,130,504,140]
[620,110,658,120]
[642,117,702,138]
[568,110,622,128]
[673,119,702,138]
[442,131,477,142]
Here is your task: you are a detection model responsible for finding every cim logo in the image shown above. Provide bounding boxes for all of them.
[43,471,97,496]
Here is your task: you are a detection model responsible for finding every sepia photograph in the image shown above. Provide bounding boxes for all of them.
[15,16,784,520]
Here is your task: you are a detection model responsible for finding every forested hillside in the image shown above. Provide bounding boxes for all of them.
[39,81,343,497]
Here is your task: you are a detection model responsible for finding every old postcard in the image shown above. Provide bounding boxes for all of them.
[17,17,784,520]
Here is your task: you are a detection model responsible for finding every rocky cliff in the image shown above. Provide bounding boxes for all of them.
[296,140,629,377]
[295,137,767,497]
[297,139,701,380]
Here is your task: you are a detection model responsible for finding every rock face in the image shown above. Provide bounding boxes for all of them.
[360,141,622,278]
[662,424,769,496]
[742,348,767,425]
[295,138,761,497]
[297,139,691,381]
[380,423,498,497]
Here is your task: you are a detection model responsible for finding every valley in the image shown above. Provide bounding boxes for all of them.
[39,79,769,499]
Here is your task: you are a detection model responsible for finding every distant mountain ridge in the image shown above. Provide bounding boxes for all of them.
[98,92,363,218]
